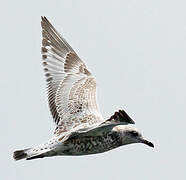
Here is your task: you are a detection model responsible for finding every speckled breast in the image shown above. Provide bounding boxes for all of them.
[63,131,122,155]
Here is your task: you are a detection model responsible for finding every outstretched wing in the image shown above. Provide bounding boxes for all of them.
[41,17,103,135]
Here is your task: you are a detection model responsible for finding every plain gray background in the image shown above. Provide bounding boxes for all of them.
[1,0,186,179]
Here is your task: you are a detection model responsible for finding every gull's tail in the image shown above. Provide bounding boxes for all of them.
[13,148,30,161]
[13,147,50,161]
[13,138,58,161]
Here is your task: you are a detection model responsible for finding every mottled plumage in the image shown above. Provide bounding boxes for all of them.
[63,128,122,155]
[13,17,154,161]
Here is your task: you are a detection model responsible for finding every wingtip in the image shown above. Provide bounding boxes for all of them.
[118,109,135,124]
[41,16,48,22]
[131,119,135,124]
[41,16,48,28]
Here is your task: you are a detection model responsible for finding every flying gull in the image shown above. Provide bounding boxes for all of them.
[13,17,154,161]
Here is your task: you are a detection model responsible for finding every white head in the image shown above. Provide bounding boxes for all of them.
[113,125,154,148]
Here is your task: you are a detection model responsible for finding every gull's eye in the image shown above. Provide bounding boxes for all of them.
[131,131,138,137]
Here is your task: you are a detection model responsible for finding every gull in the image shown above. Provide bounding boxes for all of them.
[13,17,154,161]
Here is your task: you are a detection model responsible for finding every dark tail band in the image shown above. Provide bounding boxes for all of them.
[13,149,29,161]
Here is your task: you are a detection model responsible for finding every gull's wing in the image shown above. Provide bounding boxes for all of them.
[104,110,135,125]
[41,17,103,135]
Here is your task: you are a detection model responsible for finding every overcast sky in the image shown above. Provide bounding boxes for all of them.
[1,0,186,179]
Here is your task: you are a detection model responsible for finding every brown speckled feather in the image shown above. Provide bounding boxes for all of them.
[41,17,103,135]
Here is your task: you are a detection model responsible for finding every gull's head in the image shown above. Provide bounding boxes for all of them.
[113,125,154,148]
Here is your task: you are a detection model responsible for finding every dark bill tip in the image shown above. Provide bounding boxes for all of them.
[142,139,154,148]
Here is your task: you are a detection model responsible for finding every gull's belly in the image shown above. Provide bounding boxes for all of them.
[62,134,122,155]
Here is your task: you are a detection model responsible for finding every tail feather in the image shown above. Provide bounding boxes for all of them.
[26,154,45,160]
[13,139,57,161]
[13,147,51,161]
[13,149,30,161]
